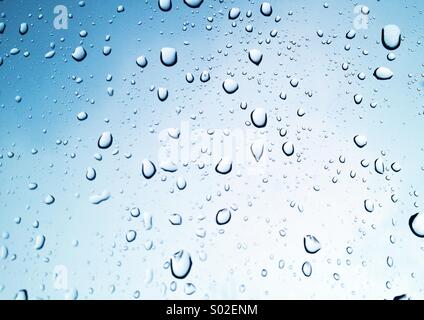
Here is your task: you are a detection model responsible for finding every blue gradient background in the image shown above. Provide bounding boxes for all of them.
[0,0,423,299]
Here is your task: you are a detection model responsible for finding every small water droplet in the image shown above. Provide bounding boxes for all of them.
[183,0,203,8]
[302,261,312,277]
[228,8,241,20]
[250,140,264,162]
[136,55,148,68]
[364,199,374,213]
[44,195,55,205]
[353,135,367,148]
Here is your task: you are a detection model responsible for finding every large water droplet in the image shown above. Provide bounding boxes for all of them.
[77,111,88,121]
[409,213,424,238]
[183,0,203,8]
[157,87,169,101]
[216,208,231,225]
[382,25,401,50]
[353,135,367,148]
[19,23,28,35]
[222,79,239,94]
[304,235,321,254]
[160,47,177,67]
[89,190,111,204]
[228,8,241,20]
[126,230,137,242]
[44,195,55,205]
[98,132,113,149]
[250,108,267,128]
[170,250,192,279]
[200,70,210,82]
[215,157,232,174]
[136,55,148,68]
[248,49,263,65]
[176,176,187,190]
[158,0,172,12]
[169,213,182,225]
[260,2,272,16]
[86,167,96,181]
[374,67,393,80]
[142,159,156,179]
[364,199,375,213]
[72,46,87,62]
[374,158,385,175]
[15,289,28,300]
[282,141,295,156]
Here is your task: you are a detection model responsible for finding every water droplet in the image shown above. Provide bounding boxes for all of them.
[157,87,169,101]
[72,46,87,62]
[354,94,363,104]
[228,8,241,20]
[216,208,231,225]
[183,0,203,8]
[176,176,187,190]
[282,141,295,156]
[375,158,385,175]
[117,5,125,12]
[391,162,401,172]
[126,230,137,242]
[185,72,194,83]
[44,195,55,205]
[353,135,367,148]
[382,25,401,50]
[28,183,38,190]
[15,289,28,300]
[222,78,239,94]
[0,245,8,259]
[86,167,96,181]
[200,70,210,82]
[250,140,264,162]
[215,157,232,174]
[160,47,177,67]
[97,132,113,149]
[102,46,112,56]
[34,235,46,250]
[184,283,196,295]
[364,199,374,213]
[130,207,141,217]
[250,108,267,128]
[136,55,148,68]
[304,235,321,254]
[77,111,88,121]
[170,250,192,279]
[142,159,156,179]
[409,213,424,238]
[346,29,356,39]
[374,67,393,80]
[45,50,55,59]
[302,262,312,277]
[248,49,263,65]
[260,2,272,16]
[158,0,172,12]
[89,190,111,205]
[169,213,182,225]
[19,23,28,35]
